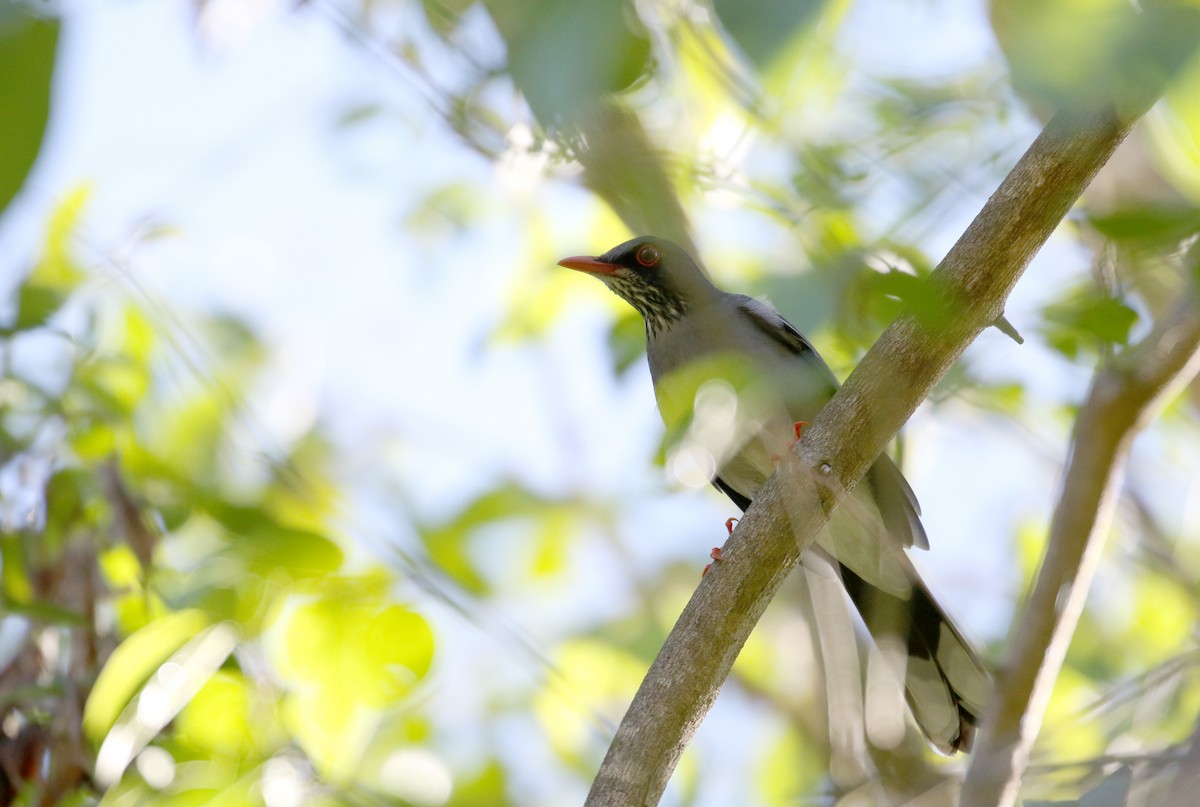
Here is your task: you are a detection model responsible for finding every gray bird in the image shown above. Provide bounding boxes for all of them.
[559,235,989,754]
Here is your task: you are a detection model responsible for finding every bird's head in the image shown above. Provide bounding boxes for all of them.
[558,236,716,336]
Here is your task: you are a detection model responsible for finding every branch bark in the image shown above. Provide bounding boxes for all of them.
[960,275,1200,807]
[583,105,1169,807]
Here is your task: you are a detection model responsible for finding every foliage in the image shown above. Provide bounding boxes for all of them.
[2,0,1200,805]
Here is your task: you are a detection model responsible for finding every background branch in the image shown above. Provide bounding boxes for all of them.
[961,266,1200,807]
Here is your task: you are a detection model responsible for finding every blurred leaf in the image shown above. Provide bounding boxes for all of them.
[1041,288,1139,360]
[0,535,33,603]
[6,184,89,333]
[332,100,385,128]
[421,483,552,592]
[284,596,434,702]
[233,523,344,579]
[445,760,512,807]
[280,594,434,779]
[531,509,572,576]
[1158,48,1200,202]
[2,600,88,625]
[605,310,645,375]
[175,670,259,759]
[990,0,1200,116]
[791,143,859,212]
[407,182,486,236]
[79,356,151,416]
[83,609,211,741]
[41,468,97,553]
[0,4,58,215]
[534,639,646,763]
[421,0,477,40]
[712,0,827,70]
[486,0,651,122]
[757,726,824,806]
[1090,204,1200,247]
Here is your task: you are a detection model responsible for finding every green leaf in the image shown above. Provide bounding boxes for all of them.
[420,483,553,593]
[606,311,646,375]
[175,671,259,758]
[445,760,512,807]
[487,0,651,121]
[0,535,33,604]
[421,0,477,39]
[233,524,345,579]
[1090,205,1200,246]
[712,0,827,70]
[83,609,212,741]
[0,4,58,216]
[5,184,90,334]
[1041,288,1139,360]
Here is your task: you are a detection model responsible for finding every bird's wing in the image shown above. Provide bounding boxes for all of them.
[730,294,929,551]
[732,295,841,391]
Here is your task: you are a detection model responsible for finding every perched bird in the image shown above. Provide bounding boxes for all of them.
[559,235,989,754]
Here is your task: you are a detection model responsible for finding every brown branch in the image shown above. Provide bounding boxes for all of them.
[582,100,1156,807]
[960,278,1200,807]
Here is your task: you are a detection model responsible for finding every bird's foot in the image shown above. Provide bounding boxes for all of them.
[702,546,725,577]
[725,517,738,535]
[769,423,811,464]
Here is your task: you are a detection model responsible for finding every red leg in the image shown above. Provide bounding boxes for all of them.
[793,421,809,442]
[703,545,726,577]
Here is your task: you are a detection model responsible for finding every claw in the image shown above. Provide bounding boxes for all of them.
[793,421,809,442]
[702,546,725,577]
[725,517,738,535]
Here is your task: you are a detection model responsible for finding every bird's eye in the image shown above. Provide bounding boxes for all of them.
[635,245,660,267]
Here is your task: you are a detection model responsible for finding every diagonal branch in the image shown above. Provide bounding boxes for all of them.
[960,271,1200,807]
[583,105,1169,807]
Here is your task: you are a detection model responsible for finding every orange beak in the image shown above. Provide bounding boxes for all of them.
[557,255,621,276]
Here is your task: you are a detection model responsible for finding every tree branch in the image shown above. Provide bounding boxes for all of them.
[960,273,1200,807]
[583,104,1166,807]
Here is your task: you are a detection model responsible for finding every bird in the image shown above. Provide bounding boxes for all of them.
[558,235,989,755]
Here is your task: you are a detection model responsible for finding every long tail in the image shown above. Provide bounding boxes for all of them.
[838,562,989,754]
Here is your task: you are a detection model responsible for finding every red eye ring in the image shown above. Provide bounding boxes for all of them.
[635,245,660,267]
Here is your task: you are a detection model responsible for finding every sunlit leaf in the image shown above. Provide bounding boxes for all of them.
[234,524,344,579]
[175,671,258,759]
[445,760,512,807]
[1157,49,1200,202]
[533,639,646,762]
[420,483,553,592]
[276,593,434,780]
[283,595,434,703]
[83,609,211,741]
[6,184,89,333]
[756,726,825,806]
